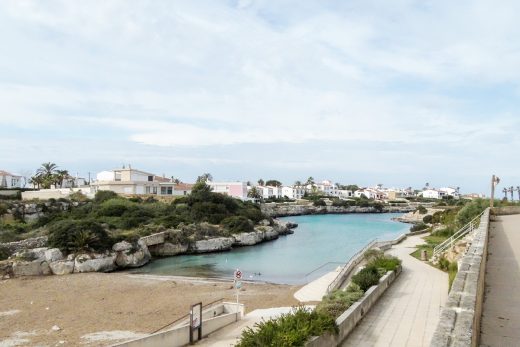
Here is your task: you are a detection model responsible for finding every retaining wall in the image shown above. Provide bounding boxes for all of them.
[306,266,402,347]
[113,303,244,347]
[492,206,520,215]
[430,208,490,347]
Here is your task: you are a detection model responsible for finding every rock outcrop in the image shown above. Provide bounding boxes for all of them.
[12,260,51,276]
[260,203,414,217]
[74,253,117,273]
[49,260,75,275]
[149,242,189,256]
[113,240,151,268]
[192,237,235,253]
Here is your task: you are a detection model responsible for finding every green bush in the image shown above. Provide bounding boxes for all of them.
[0,246,9,260]
[316,287,364,318]
[236,305,336,347]
[410,223,428,232]
[351,266,381,291]
[94,190,119,203]
[368,255,401,272]
[0,203,8,216]
[455,199,486,227]
[416,205,428,214]
[423,215,433,224]
[222,216,254,234]
[313,199,326,207]
[96,199,136,217]
[48,220,112,253]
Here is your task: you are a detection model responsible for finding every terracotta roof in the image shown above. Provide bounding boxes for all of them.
[174,183,194,191]
[0,170,21,177]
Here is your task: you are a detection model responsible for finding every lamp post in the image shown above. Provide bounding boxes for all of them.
[490,175,500,208]
[509,186,515,202]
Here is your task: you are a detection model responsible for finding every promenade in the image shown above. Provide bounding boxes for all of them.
[480,215,520,346]
[341,234,448,347]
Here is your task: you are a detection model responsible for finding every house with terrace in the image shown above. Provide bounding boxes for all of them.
[0,170,22,189]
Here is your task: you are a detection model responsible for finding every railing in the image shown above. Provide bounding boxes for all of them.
[326,239,378,293]
[432,210,485,259]
[150,297,225,334]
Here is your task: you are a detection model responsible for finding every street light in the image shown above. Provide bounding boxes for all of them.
[490,175,500,208]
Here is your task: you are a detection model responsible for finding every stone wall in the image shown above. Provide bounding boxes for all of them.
[305,266,402,347]
[0,236,48,255]
[492,206,520,216]
[430,208,490,347]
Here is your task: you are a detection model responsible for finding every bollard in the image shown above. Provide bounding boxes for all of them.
[420,249,428,261]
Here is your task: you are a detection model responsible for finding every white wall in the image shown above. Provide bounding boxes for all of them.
[96,171,115,181]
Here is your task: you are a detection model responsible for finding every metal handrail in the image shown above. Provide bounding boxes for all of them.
[326,238,378,294]
[150,297,225,334]
[432,210,485,257]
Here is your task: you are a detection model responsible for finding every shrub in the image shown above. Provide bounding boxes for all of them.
[96,199,136,217]
[313,199,326,207]
[94,190,119,203]
[0,203,8,216]
[48,220,112,253]
[0,246,9,260]
[410,223,428,232]
[222,216,254,234]
[423,215,433,224]
[317,287,364,318]
[351,266,381,291]
[236,305,336,347]
[416,205,427,214]
[368,255,401,272]
[69,191,89,202]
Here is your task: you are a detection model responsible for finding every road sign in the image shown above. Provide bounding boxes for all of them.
[235,281,242,289]
[190,302,202,344]
[234,269,242,280]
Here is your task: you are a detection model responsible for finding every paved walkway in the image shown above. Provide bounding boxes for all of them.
[294,268,340,302]
[341,234,448,347]
[480,215,520,346]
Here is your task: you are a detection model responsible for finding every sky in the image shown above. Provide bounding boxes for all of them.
[1,0,520,194]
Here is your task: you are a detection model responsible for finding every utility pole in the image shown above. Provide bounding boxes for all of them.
[490,175,500,208]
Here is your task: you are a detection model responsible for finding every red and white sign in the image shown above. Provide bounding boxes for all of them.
[234,269,242,280]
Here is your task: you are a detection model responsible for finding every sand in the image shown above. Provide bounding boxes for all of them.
[0,273,300,346]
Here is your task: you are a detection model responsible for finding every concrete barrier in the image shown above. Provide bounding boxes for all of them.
[112,302,244,347]
[430,208,490,347]
[306,266,402,347]
[492,206,520,215]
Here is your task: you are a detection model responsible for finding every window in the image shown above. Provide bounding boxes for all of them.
[167,187,172,195]
[145,186,150,194]
[148,176,153,182]
[161,187,167,195]
[152,187,157,194]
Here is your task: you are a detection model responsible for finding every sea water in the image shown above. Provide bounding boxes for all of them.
[133,213,409,284]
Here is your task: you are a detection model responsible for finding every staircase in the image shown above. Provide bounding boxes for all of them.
[430,210,485,263]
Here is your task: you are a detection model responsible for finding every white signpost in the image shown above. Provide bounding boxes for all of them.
[189,302,202,344]
[233,269,242,321]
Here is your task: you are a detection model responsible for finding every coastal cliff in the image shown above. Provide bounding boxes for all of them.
[260,203,414,217]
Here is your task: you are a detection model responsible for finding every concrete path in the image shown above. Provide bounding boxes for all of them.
[480,215,520,346]
[341,234,448,347]
[294,268,340,302]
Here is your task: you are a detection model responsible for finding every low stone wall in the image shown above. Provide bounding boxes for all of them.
[492,206,520,215]
[0,236,48,255]
[430,208,490,347]
[113,303,244,347]
[306,266,402,347]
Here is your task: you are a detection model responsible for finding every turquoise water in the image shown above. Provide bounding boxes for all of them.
[133,213,408,284]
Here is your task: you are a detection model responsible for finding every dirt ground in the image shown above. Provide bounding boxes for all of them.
[0,273,300,346]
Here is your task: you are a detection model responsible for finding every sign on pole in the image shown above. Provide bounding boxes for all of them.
[189,302,202,344]
[233,269,242,322]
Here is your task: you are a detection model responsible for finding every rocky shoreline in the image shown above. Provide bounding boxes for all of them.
[0,219,297,278]
[260,203,415,218]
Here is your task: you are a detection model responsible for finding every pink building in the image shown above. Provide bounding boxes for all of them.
[208,181,248,200]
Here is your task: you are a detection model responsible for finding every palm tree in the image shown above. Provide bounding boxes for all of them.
[503,187,508,200]
[37,162,58,176]
[509,186,515,201]
[294,180,302,187]
[171,177,181,184]
[54,170,69,188]
[196,173,213,183]
[257,179,265,186]
[29,174,44,189]
[306,177,315,185]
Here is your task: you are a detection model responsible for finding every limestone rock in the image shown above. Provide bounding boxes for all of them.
[74,253,116,273]
[193,237,234,253]
[115,240,151,268]
[12,260,51,276]
[44,248,64,263]
[233,232,263,246]
[49,260,75,275]
[112,241,133,252]
[149,242,188,256]
[11,247,48,262]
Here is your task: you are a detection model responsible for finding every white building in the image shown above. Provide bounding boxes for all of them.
[314,180,339,197]
[0,170,22,189]
[421,189,446,199]
[92,167,176,196]
[337,189,354,199]
[255,185,282,199]
[208,181,248,200]
[354,188,385,200]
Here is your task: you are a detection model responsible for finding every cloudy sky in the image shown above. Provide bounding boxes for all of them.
[1,0,519,194]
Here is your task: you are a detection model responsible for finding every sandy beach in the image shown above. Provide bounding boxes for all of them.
[0,273,300,346]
